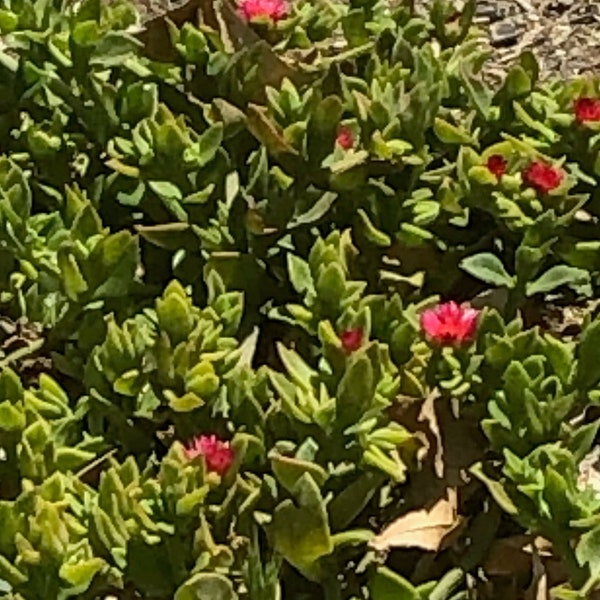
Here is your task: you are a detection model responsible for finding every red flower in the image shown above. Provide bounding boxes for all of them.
[523,161,564,194]
[486,154,507,178]
[336,126,354,150]
[340,328,363,353]
[420,301,479,346]
[574,97,600,124]
[239,0,288,22]
[185,434,234,475]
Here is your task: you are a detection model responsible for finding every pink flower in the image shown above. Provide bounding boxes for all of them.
[523,161,564,194]
[486,154,507,178]
[574,97,600,124]
[184,434,234,475]
[239,0,288,23]
[336,126,354,150]
[340,328,363,353]
[420,301,479,346]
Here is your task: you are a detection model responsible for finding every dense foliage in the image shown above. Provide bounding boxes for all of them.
[1,0,600,597]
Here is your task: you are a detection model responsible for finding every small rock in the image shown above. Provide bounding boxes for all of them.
[490,20,521,46]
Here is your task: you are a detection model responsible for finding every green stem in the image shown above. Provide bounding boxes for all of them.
[553,535,587,590]
[330,528,374,548]
[322,575,342,600]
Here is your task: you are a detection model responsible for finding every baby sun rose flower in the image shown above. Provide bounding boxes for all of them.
[420,301,479,346]
[340,328,363,353]
[239,0,288,23]
[574,97,600,124]
[486,154,507,178]
[336,126,354,150]
[523,161,564,194]
[185,434,234,475]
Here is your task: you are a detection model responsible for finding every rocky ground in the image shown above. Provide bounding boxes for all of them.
[474,0,600,81]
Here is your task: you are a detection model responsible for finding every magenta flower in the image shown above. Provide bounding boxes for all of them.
[239,0,288,23]
[420,301,479,346]
[184,434,234,475]
[336,126,354,150]
[340,328,363,353]
[523,161,564,194]
[486,154,507,178]
[574,97,600,124]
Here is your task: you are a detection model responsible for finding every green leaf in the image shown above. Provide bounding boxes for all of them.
[0,555,26,586]
[513,101,559,143]
[186,362,220,397]
[576,525,600,578]
[59,559,105,588]
[57,250,88,300]
[277,344,317,390]
[0,10,18,33]
[430,568,464,600]
[91,32,143,66]
[270,452,328,495]
[433,118,474,145]
[329,471,385,531]
[525,265,590,297]
[468,166,498,185]
[127,541,179,597]
[460,253,515,288]
[117,181,146,207]
[55,447,96,472]
[184,124,223,167]
[504,361,529,408]
[316,262,346,310]
[544,467,572,526]
[370,566,419,600]
[174,573,237,600]
[328,150,369,174]
[470,463,518,516]
[336,353,374,427]
[149,180,183,201]
[575,318,600,390]
[166,391,204,412]
[270,474,333,581]
[156,283,194,345]
[287,254,315,296]
[306,95,344,163]
[503,66,532,98]
[357,209,391,247]
[288,192,338,229]
[87,231,139,299]
[0,402,25,431]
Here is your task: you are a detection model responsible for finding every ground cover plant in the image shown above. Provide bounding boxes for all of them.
[1,0,600,597]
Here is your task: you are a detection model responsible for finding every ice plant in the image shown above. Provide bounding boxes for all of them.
[238,0,288,23]
[523,161,564,194]
[486,154,507,178]
[574,97,600,124]
[185,434,234,475]
[336,126,354,150]
[340,328,363,353]
[420,301,479,346]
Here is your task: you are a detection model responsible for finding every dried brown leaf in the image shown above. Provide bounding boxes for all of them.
[369,489,461,552]
[484,536,553,577]
[526,544,547,600]
[418,390,443,477]
[246,104,299,157]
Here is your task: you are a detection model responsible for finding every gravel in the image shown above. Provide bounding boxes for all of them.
[473,0,600,82]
